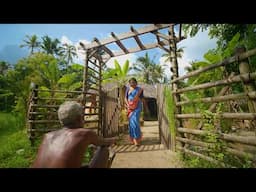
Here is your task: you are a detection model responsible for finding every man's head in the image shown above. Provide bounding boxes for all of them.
[58,101,84,128]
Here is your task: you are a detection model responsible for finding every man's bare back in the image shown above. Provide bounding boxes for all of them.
[32,128,94,168]
[31,101,116,168]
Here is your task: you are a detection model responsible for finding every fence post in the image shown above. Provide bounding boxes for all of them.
[169,25,183,151]
[235,46,256,129]
[28,83,38,146]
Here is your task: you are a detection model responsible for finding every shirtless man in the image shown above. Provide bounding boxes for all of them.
[31,101,116,168]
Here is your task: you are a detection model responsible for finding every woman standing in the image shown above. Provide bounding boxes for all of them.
[125,78,144,146]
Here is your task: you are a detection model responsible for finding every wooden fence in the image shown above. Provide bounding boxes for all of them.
[157,84,171,149]
[169,46,256,167]
[27,86,126,144]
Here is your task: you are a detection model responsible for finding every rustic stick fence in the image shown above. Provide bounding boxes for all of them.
[167,45,256,167]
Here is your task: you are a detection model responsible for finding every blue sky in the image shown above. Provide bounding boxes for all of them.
[0,24,217,76]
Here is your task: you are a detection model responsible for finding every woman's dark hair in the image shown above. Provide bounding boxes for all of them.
[129,77,137,83]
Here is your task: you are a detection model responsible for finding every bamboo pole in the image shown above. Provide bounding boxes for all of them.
[174,72,256,94]
[28,120,60,123]
[196,73,234,130]
[99,57,103,136]
[177,91,256,106]
[31,104,59,108]
[35,89,84,94]
[176,112,256,120]
[236,46,256,118]
[171,48,256,83]
[169,24,182,151]
[176,137,255,160]
[177,127,256,145]
[29,112,58,115]
[177,146,226,167]
[82,50,89,106]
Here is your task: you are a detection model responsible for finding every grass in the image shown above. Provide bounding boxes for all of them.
[0,112,39,168]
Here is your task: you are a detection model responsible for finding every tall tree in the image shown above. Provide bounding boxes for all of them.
[59,43,78,68]
[132,52,165,84]
[0,61,10,75]
[161,46,185,62]
[20,34,41,54]
[41,35,61,56]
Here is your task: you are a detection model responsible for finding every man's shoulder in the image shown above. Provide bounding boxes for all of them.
[72,128,95,137]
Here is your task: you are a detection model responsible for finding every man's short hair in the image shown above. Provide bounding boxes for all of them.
[58,101,83,126]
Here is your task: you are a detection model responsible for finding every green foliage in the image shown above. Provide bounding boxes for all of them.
[103,59,130,86]
[132,52,165,84]
[0,112,38,167]
[164,86,175,135]
[20,34,41,54]
[183,104,253,168]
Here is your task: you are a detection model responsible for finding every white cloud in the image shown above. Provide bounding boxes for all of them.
[178,29,217,61]
[58,36,92,64]
[74,39,91,64]
[60,36,73,45]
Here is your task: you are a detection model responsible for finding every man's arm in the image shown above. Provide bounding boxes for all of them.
[84,130,116,146]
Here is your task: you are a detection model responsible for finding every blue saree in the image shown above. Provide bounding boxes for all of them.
[125,86,143,140]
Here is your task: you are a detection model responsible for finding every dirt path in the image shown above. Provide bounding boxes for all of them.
[111,121,184,168]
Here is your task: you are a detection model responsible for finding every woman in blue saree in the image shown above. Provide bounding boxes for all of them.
[125,78,144,146]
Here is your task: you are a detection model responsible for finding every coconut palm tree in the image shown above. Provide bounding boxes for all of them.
[132,52,165,84]
[20,35,41,54]
[161,46,185,63]
[41,35,61,56]
[59,43,78,67]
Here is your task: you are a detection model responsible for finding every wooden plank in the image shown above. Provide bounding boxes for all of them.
[84,119,99,123]
[29,112,57,115]
[28,120,60,123]
[88,59,100,68]
[31,104,59,108]
[130,26,146,50]
[84,86,100,92]
[82,24,173,50]
[34,97,76,101]
[152,31,170,41]
[157,43,170,53]
[84,113,99,116]
[88,66,100,74]
[84,106,100,109]
[30,128,59,132]
[171,48,256,83]
[111,32,129,54]
[88,73,100,81]
[153,32,170,53]
[101,45,114,57]
[35,89,84,94]
[101,39,170,60]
